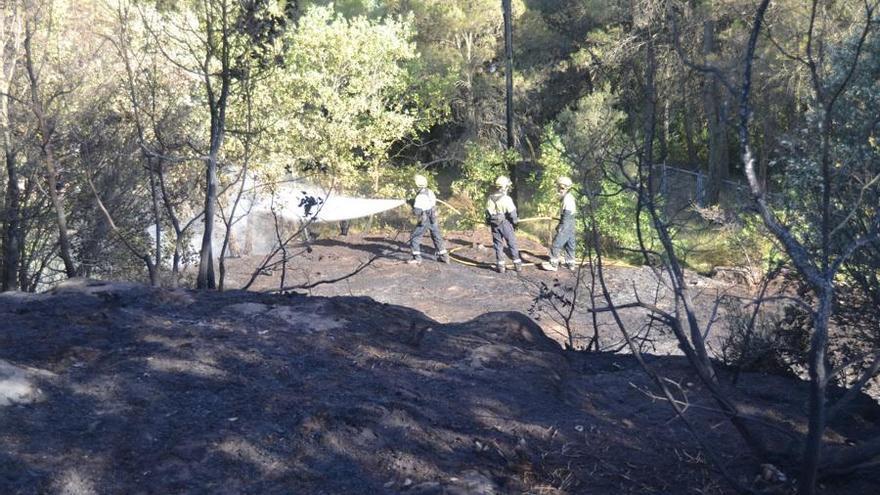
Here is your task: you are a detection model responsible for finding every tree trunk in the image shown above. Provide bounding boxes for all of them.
[17,180,39,291]
[196,1,231,290]
[43,145,76,278]
[24,23,76,279]
[502,0,517,202]
[2,86,21,290]
[197,152,218,289]
[800,287,832,495]
[2,148,21,291]
[0,0,23,291]
[681,76,698,167]
[502,0,514,150]
[147,158,162,278]
[702,20,728,205]
[658,97,669,164]
[157,158,184,288]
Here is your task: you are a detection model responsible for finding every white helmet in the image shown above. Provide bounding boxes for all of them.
[556,176,573,189]
[494,175,512,189]
[414,174,428,188]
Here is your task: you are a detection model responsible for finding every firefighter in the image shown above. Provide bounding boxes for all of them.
[485,175,522,273]
[541,176,577,271]
[408,174,450,264]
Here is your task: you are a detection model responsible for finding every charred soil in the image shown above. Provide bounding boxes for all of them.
[1,234,878,494]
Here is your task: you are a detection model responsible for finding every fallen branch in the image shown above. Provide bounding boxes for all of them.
[264,255,379,293]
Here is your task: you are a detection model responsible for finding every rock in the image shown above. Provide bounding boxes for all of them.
[52,278,143,296]
[0,359,49,406]
[226,302,271,316]
[267,305,347,333]
[712,266,755,286]
[151,289,195,307]
[458,312,560,354]
[445,470,499,495]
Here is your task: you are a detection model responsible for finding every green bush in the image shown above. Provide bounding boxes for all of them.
[450,143,519,228]
[530,126,658,258]
[591,178,658,257]
[526,126,575,218]
[671,209,778,275]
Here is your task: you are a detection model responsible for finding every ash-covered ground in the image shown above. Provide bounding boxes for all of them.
[1,233,878,494]
[226,231,741,355]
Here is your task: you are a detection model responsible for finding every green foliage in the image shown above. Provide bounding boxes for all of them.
[555,86,628,160]
[257,4,448,192]
[8,0,874,290]
[777,25,880,250]
[526,126,574,218]
[773,22,880,347]
[545,85,658,256]
[671,211,778,275]
[450,143,518,227]
[591,178,655,255]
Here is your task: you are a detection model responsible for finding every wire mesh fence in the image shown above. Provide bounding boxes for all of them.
[656,163,757,212]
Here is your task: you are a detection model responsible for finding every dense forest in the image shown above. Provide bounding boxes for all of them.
[1,1,879,493]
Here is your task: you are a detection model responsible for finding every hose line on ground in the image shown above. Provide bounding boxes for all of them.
[416,209,628,269]
[444,245,627,270]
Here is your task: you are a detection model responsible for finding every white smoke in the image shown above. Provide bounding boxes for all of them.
[147,175,404,258]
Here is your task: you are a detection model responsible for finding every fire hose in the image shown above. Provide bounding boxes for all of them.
[423,203,628,270]
[437,216,626,270]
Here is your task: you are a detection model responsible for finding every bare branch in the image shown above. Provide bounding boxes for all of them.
[266,255,379,292]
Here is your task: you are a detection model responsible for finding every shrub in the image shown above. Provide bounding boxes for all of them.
[451,143,519,229]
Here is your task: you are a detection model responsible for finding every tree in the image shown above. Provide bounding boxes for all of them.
[387,0,506,151]
[0,2,25,290]
[147,0,262,289]
[738,1,880,492]
[262,4,440,192]
[22,0,78,279]
[700,17,729,205]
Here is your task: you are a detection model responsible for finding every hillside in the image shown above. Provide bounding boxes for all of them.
[1,275,879,494]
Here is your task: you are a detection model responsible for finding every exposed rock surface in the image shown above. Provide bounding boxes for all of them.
[0,359,51,406]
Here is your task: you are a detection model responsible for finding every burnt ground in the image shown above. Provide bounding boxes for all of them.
[224,231,739,355]
[0,233,878,494]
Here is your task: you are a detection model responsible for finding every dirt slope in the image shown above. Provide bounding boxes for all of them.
[1,279,878,494]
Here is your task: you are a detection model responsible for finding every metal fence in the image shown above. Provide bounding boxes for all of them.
[656,163,755,211]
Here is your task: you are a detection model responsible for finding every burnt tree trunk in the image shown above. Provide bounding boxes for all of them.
[2,147,21,291]
[502,0,517,202]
